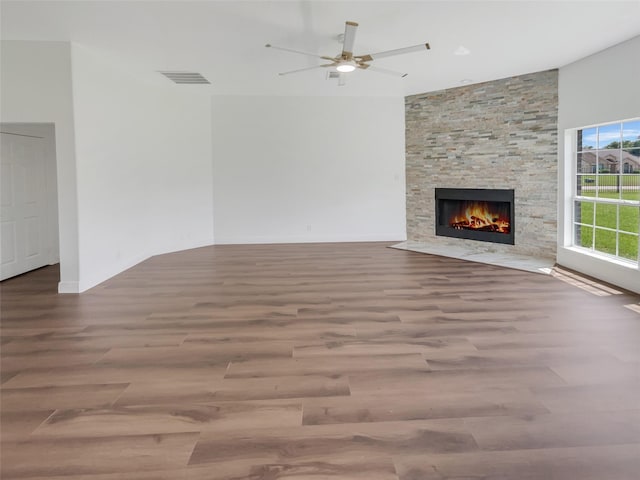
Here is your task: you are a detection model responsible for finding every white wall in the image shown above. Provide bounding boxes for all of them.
[0,41,79,292]
[211,96,406,244]
[71,44,214,292]
[558,35,640,294]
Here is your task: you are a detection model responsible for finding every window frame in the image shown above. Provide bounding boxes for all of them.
[571,119,640,265]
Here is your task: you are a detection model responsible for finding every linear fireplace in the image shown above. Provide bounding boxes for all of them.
[435,188,515,245]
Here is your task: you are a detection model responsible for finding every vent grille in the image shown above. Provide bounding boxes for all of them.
[327,71,340,79]
[159,71,210,84]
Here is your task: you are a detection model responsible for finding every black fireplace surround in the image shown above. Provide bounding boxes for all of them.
[435,188,515,245]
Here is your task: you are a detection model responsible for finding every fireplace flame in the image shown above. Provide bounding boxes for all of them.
[451,202,510,233]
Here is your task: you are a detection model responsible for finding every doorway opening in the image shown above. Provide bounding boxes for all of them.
[0,123,60,282]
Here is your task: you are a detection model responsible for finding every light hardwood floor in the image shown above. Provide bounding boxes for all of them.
[1,242,639,479]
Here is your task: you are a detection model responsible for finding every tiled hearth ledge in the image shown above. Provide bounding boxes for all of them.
[391,241,555,275]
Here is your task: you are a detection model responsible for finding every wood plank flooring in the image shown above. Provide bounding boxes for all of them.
[1,242,639,479]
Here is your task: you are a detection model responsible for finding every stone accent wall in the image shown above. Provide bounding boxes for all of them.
[405,70,558,259]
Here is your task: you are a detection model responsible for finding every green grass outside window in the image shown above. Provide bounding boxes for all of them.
[576,191,639,261]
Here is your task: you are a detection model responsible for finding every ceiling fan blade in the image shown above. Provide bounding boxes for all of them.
[266,44,334,61]
[358,64,408,78]
[341,21,358,59]
[357,43,430,62]
[278,64,333,76]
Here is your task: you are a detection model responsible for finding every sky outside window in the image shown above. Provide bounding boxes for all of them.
[580,127,597,150]
[622,120,640,141]
[597,123,621,148]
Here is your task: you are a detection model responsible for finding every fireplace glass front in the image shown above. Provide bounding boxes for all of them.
[435,188,515,245]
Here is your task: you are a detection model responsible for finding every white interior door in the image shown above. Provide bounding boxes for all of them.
[1,132,49,280]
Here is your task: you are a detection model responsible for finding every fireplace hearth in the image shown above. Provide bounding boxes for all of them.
[435,188,515,245]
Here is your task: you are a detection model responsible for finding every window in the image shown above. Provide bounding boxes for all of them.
[573,119,640,264]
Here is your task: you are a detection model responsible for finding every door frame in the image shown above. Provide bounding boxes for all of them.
[1,123,60,276]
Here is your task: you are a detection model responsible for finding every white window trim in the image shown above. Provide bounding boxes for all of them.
[566,121,640,266]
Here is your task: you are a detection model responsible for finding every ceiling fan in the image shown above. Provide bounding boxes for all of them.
[266,21,430,86]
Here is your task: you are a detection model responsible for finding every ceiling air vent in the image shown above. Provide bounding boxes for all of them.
[159,71,210,84]
[327,71,340,79]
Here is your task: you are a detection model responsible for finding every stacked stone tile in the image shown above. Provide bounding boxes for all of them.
[405,69,558,259]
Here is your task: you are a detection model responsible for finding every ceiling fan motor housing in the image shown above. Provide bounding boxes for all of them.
[266,20,429,82]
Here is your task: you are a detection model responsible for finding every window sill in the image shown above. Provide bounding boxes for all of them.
[565,245,638,269]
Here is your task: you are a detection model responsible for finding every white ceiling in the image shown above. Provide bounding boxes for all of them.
[2,0,639,97]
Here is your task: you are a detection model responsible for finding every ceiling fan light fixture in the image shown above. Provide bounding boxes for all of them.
[267,20,430,79]
[336,61,356,73]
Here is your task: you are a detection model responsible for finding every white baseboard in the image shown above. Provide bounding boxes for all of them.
[61,238,216,293]
[557,246,640,294]
[58,281,80,294]
[213,234,406,245]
